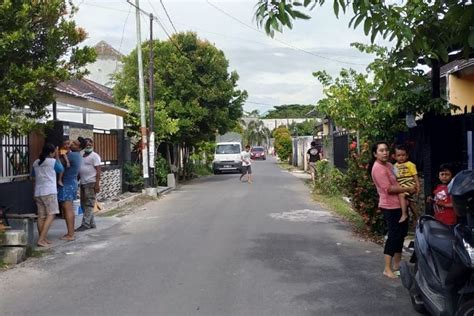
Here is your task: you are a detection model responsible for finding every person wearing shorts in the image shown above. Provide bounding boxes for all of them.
[31,143,64,247]
[240,145,252,183]
[58,137,85,241]
[307,141,321,182]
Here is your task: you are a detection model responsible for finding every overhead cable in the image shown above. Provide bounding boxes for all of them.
[205,0,366,66]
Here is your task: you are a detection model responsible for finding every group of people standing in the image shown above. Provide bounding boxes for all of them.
[31,137,102,247]
[369,142,456,279]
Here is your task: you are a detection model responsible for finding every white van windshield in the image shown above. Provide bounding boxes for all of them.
[216,144,240,154]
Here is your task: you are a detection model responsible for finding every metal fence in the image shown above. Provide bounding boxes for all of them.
[333,131,349,171]
[93,129,118,165]
[0,135,30,178]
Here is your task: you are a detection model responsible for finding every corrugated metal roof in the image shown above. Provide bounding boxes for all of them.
[54,78,128,117]
[56,78,114,105]
[440,59,474,76]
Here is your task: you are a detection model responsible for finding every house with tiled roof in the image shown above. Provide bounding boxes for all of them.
[50,77,127,130]
[86,40,124,88]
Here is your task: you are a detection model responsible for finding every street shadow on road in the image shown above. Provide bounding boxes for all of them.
[246,232,412,315]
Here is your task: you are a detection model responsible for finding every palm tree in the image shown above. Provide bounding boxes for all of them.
[243,119,271,147]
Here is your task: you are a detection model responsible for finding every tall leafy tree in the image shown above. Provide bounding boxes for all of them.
[0,1,96,135]
[114,32,247,147]
[314,44,446,141]
[263,104,315,119]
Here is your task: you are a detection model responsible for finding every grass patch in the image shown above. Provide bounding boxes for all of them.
[312,192,384,244]
[26,248,49,258]
[277,161,297,172]
[312,193,366,231]
[0,259,7,269]
[98,195,157,217]
[193,164,213,177]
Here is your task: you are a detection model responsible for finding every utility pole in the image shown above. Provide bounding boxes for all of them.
[134,0,149,187]
[148,13,156,187]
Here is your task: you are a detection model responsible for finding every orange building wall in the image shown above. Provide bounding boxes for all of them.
[449,73,474,113]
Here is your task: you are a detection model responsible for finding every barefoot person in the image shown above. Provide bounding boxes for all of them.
[58,137,85,241]
[239,145,252,183]
[31,143,64,247]
[369,141,415,279]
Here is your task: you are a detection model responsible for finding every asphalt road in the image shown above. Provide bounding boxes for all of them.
[0,157,416,316]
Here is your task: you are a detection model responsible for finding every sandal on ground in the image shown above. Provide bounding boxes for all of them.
[60,235,75,241]
[383,271,399,279]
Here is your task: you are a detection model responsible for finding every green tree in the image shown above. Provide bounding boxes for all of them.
[264,104,315,119]
[244,109,261,117]
[0,1,96,135]
[314,44,446,141]
[289,120,315,136]
[255,0,474,64]
[114,32,247,147]
[243,119,271,146]
[273,125,292,162]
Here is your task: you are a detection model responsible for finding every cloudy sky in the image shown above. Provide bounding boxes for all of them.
[73,0,381,113]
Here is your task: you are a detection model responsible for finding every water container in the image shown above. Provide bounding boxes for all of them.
[73,200,81,216]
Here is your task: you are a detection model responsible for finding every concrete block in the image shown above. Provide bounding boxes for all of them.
[0,230,27,246]
[0,247,26,264]
[145,187,157,197]
[167,173,176,188]
[8,218,35,248]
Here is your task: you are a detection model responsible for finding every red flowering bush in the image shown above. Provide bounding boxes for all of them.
[343,143,385,234]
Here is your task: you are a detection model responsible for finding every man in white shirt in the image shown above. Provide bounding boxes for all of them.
[76,138,101,231]
[239,145,252,183]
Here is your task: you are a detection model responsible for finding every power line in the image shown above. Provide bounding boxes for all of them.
[127,0,190,61]
[81,2,130,13]
[116,5,133,71]
[205,0,366,67]
[246,101,285,107]
[147,0,173,37]
[160,0,178,34]
[80,1,362,61]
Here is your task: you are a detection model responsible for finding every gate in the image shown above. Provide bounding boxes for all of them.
[333,131,349,171]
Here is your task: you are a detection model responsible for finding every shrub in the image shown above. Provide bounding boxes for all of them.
[314,160,344,196]
[343,143,385,234]
[124,162,144,192]
[155,154,170,186]
[273,126,293,162]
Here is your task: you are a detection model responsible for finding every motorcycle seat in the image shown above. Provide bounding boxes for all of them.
[423,219,455,259]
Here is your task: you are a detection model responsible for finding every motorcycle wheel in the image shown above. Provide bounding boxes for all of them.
[457,300,474,316]
[410,284,428,314]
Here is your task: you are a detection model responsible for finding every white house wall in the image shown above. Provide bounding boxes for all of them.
[45,103,124,130]
[86,58,122,88]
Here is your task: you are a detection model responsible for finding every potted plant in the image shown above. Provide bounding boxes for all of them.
[124,162,144,192]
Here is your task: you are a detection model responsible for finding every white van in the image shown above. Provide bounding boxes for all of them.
[212,142,242,174]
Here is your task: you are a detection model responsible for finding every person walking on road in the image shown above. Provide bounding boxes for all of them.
[58,137,85,241]
[31,143,64,247]
[240,145,252,184]
[369,141,415,279]
[306,141,321,182]
[76,138,101,231]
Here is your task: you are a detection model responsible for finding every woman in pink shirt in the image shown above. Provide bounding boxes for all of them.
[369,142,415,279]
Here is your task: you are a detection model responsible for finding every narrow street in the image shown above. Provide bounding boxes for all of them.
[0,157,415,316]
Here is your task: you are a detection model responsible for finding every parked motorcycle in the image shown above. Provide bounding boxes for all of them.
[400,170,474,315]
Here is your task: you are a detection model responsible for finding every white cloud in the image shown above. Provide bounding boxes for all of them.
[73,0,379,112]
